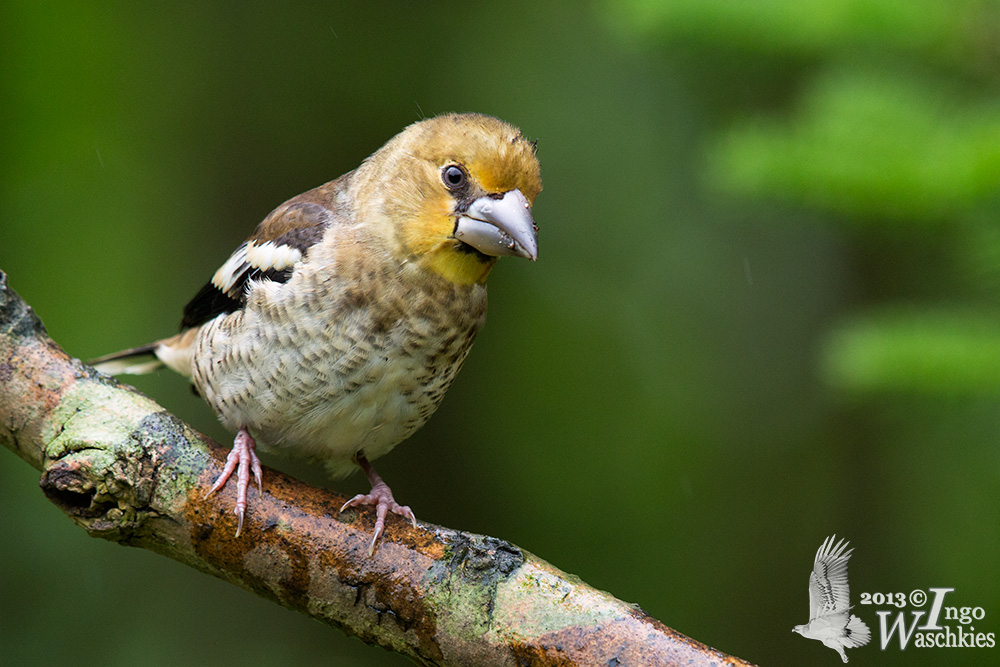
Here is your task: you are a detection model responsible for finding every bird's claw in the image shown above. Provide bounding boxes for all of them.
[340,484,417,555]
[206,427,262,537]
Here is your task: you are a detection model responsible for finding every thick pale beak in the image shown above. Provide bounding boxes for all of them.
[453,189,538,261]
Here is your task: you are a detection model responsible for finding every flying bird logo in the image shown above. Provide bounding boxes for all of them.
[793,535,871,662]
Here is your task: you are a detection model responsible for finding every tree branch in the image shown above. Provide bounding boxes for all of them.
[0,270,755,667]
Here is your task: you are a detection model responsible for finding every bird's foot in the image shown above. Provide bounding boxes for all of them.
[206,426,263,537]
[339,454,416,555]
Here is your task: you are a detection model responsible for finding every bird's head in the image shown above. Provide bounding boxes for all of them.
[792,624,808,635]
[354,113,542,285]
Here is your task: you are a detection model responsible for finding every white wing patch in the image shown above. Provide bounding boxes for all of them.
[210,240,304,294]
[245,240,303,272]
[212,243,250,293]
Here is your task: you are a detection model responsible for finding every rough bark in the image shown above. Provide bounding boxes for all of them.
[0,270,755,667]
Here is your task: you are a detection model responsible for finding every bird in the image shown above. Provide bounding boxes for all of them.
[91,112,542,553]
[792,535,871,662]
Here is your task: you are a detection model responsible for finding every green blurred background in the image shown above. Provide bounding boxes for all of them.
[2,1,999,665]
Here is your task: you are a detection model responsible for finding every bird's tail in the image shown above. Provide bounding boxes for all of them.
[90,344,164,375]
[89,329,198,377]
[844,614,871,648]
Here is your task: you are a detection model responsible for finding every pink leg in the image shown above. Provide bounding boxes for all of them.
[206,426,263,537]
[339,454,417,555]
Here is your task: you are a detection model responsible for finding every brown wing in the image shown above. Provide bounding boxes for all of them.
[180,177,345,329]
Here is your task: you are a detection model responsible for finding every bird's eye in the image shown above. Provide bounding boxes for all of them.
[442,165,467,190]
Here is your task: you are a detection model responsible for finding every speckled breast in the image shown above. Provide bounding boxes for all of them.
[191,265,488,477]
